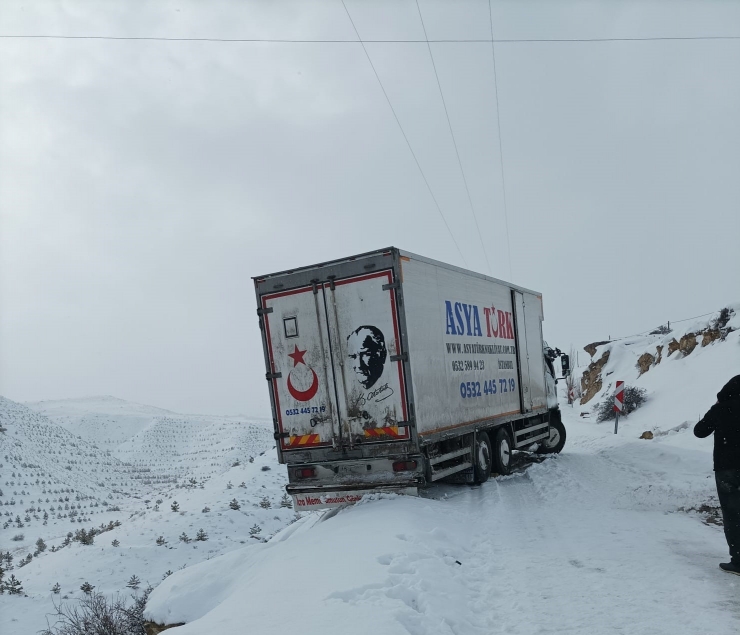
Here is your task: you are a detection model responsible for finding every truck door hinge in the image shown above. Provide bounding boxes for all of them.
[265,372,282,380]
[257,307,273,316]
[382,281,400,291]
[390,353,408,362]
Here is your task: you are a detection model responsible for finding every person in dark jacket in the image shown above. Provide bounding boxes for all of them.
[694,375,740,575]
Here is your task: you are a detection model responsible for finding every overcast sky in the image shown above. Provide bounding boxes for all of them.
[1,0,738,415]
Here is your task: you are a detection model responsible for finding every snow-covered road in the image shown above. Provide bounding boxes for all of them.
[145,407,740,634]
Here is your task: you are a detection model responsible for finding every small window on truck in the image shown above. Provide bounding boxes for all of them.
[284,316,298,339]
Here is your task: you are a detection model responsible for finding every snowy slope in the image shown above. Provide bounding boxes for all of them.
[27,396,175,448]
[28,397,274,482]
[576,302,740,430]
[0,397,293,634]
[144,417,739,635]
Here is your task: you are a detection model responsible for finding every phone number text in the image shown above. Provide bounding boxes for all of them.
[460,378,516,399]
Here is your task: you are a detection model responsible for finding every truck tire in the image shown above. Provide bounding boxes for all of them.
[492,427,512,476]
[537,414,566,455]
[473,431,492,484]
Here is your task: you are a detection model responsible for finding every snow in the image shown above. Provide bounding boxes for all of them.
[0,398,288,634]
[2,304,739,633]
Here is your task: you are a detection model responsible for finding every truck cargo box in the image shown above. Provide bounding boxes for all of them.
[254,248,559,507]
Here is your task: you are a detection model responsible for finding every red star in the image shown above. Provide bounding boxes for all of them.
[288,345,307,367]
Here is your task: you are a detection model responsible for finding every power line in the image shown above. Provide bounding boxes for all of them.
[415,0,491,275]
[611,311,720,342]
[488,0,512,280]
[340,0,467,266]
[1,34,739,44]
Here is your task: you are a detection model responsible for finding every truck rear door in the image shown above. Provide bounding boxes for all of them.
[261,270,409,453]
[324,270,409,446]
[261,284,341,452]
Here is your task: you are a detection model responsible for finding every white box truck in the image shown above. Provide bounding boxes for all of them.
[254,248,568,509]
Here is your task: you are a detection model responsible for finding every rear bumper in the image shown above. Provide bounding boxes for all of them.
[287,479,423,510]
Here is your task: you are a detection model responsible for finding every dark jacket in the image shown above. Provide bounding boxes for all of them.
[694,375,740,471]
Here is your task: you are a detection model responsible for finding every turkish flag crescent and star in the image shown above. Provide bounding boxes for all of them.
[286,345,319,402]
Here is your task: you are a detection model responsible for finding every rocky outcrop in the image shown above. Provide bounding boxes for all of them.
[667,338,680,356]
[584,341,611,358]
[144,623,185,635]
[640,431,654,440]
[580,350,610,405]
[637,352,655,376]
[655,345,663,365]
[678,333,698,356]
[701,329,721,347]
[667,333,699,357]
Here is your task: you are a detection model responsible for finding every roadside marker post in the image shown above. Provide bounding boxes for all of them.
[613,381,624,434]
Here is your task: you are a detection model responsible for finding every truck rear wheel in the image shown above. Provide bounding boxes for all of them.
[473,431,492,484]
[492,427,512,476]
[537,414,566,455]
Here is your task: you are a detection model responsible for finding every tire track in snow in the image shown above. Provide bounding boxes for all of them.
[452,451,740,634]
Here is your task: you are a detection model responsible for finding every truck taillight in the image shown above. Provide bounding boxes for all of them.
[392,460,417,472]
[295,467,316,479]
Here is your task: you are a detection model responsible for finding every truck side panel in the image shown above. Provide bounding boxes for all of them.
[400,257,526,438]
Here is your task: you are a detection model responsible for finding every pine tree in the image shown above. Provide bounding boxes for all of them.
[6,574,23,595]
[229,498,241,510]
[156,535,166,546]
[259,496,271,509]
[35,537,47,553]
[195,528,208,541]
[51,582,61,594]
[170,501,180,512]
[279,493,293,509]
[111,539,120,547]
[249,524,261,536]
[162,570,173,580]
[179,532,190,543]
[126,575,140,590]
[80,581,94,595]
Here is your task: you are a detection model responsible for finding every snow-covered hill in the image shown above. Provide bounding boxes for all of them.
[27,396,175,448]
[28,396,276,483]
[575,302,740,431]
[0,397,293,634]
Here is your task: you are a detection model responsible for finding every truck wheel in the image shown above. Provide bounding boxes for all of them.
[473,431,492,484]
[492,428,512,476]
[537,416,566,454]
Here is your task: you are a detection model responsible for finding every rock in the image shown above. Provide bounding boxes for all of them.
[678,333,698,356]
[655,345,663,365]
[637,352,655,376]
[584,341,611,358]
[701,329,721,347]
[640,431,654,440]
[580,350,610,405]
[144,623,185,635]
[667,339,680,357]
